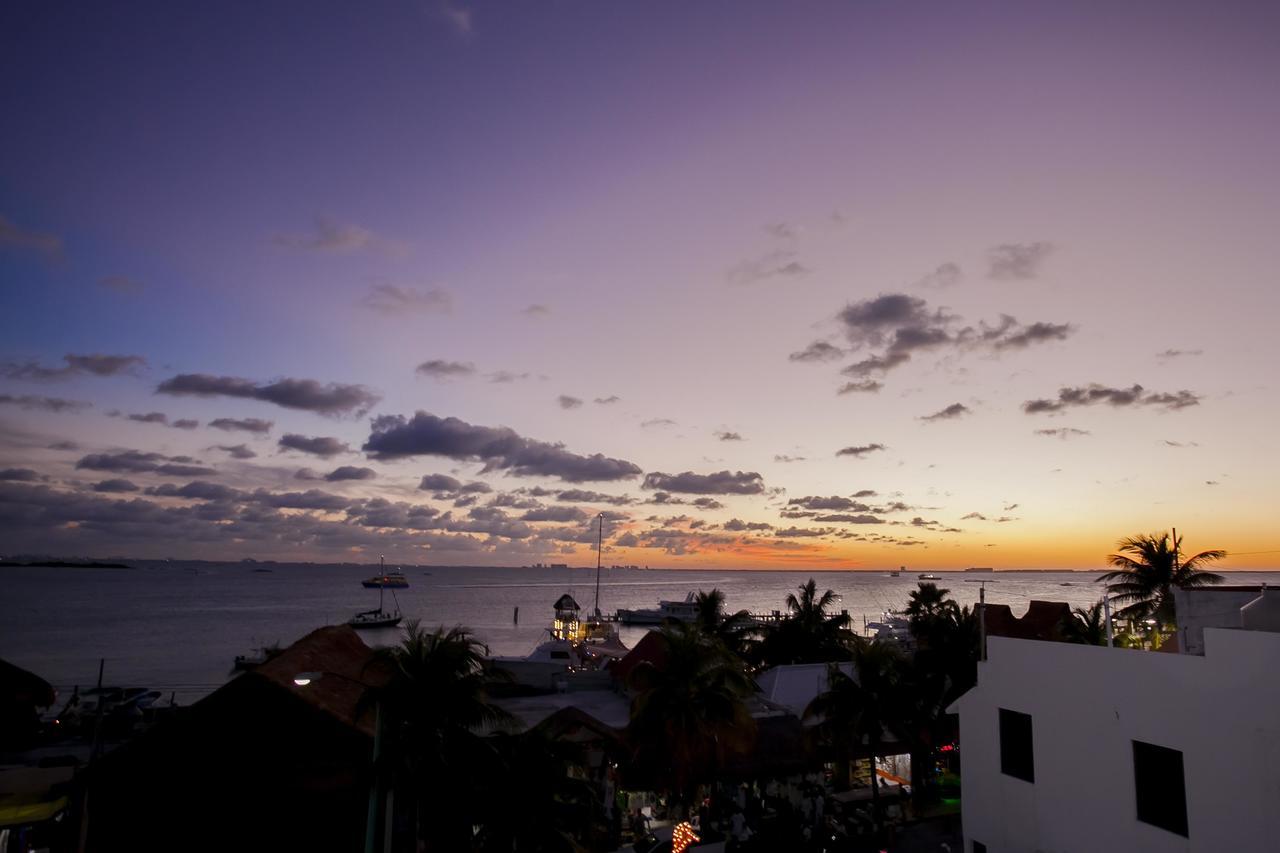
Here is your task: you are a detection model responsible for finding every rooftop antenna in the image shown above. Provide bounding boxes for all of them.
[594,513,605,617]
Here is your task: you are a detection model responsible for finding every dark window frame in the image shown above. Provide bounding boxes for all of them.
[1133,740,1189,837]
[998,707,1035,783]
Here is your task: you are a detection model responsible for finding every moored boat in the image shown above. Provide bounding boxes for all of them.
[362,555,409,588]
[616,591,701,625]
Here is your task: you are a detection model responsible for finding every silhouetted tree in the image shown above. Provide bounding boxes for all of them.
[1098,532,1225,630]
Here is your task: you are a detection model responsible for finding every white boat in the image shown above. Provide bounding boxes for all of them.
[348,583,402,629]
[616,591,701,625]
[866,611,912,643]
[918,573,941,581]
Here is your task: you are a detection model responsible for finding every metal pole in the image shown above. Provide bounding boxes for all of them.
[1103,596,1114,647]
[978,585,986,661]
[594,513,604,617]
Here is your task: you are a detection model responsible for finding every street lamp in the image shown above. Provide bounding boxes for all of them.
[292,670,383,853]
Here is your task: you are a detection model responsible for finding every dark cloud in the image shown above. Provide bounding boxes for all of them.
[985,319,1073,350]
[158,374,379,416]
[1035,428,1091,439]
[715,431,744,442]
[521,304,550,317]
[0,468,41,482]
[836,443,886,458]
[148,480,243,502]
[641,418,677,429]
[416,360,476,380]
[988,242,1054,280]
[0,213,63,257]
[249,488,351,511]
[278,434,350,458]
[723,518,773,532]
[812,513,885,524]
[1157,349,1202,359]
[128,412,169,424]
[555,489,633,506]
[913,262,962,289]
[961,512,987,521]
[774,454,806,463]
[75,450,217,478]
[557,395,583,410]
[692,497,724,510]
[488,370,534,384]
[775,526,834,538]
[48,441,80,451]
[2,353,146,381]
[728,250,809,285]
[417,474,493,499]
[172,418,199,430]
[0,394,92,412]
[594,396,621,405]
[1023,384,1200,414]
[789,341,845,363]
[92,478,139,493]
[325,466,377,482]
[853,489,877,497]
[920,403,971,422]
[1161,440,1199,448]
[208,417,274,434]
[789,495,870,511]
[641,470,765,495]
[520,506,589,523]
[366,412,642,482]
[214,444,258,459]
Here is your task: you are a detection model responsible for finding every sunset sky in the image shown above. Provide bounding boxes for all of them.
[2,0,1278,569]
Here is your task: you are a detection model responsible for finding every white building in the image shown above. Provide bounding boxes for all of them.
[950,608,1280,852]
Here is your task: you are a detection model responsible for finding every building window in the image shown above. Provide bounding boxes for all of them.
[998,708,1035,783]
[1133,740,1188,837]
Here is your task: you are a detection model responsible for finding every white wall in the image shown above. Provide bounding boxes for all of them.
[1172,587,1261,655]
[953,629,1280,853]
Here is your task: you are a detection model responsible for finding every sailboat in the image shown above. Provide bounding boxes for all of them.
[348,580,402,629]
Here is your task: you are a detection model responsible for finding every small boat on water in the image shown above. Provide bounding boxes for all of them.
[348,582,402,630]
[918,573,941,581]
[617,591,701,625]
[362,555,409,588]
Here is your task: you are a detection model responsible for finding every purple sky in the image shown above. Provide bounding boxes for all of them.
[3,0,1278,568]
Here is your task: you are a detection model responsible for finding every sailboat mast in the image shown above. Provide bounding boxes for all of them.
[594,513,604,617]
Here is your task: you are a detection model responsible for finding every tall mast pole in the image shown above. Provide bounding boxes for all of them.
[594,513,604,617]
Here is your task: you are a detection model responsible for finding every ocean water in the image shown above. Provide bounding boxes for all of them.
[4,561,1277,705]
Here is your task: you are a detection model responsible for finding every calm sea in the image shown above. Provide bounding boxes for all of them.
[4,561,1277,705]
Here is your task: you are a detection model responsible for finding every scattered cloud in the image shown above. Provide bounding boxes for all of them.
[2,353,146,381]
[641,418,677,429]
[728,249,809,285]
[361,284,451,314]
[208,417,273,434]
[278,434,350,458]
[920,403,971,422]
[723,518,773,532]
[692,497,724,510]
[213,444,258,460]
[594,395,621,405]
[641,470,766,495]
[365,411,643,482]
[988,242,1054,280]
[837,380,883,395]
[765,222,799,239]
[0,214,62,258]
[557,395,583,410]
[1034,427,1091,439]
[127,412,168,424]
[275,217,404,255]
[813,513,884,524]
[836,443,886,458]
[1157,349,1203,360]
[715,430,744,442]
[0,468,42,482]
[788,495,871,512]
[775,526,833,538]
[0,394,91,412]
[488,370,534,384]
[92,478,140,493]
[1023,384,1200,414]
[774,454,805,463]
[157,374,379,416]
[416,359,476,380]
[75,450,216,477]
[554,489,633,506]
[325,466,376,482]
[913,262,963,289]
[1161,440,1200,448]
[521,304,550,317]
[789,341,845,363]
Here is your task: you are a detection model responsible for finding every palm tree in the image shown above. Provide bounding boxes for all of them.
[626,622,756,816]
[756,579,855,666]
[1098,532,1225,631]
[365,621,514,851]
[804,640,907,833]
[904,582,951,628]
[1062,600,1109,646]
[692,588,757,661]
